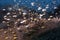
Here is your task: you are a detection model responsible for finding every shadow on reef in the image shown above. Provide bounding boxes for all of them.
[31,27,60,40]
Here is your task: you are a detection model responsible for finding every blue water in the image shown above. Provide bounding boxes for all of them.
[0,0,60,12]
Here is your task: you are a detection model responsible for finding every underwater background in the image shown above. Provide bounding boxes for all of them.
[0,0,60,12]
[0,0,60,40]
